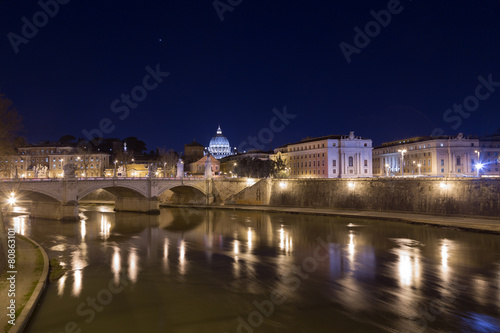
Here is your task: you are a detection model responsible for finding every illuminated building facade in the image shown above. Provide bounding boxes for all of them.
[275,132,373,178]
[372,133,500,177]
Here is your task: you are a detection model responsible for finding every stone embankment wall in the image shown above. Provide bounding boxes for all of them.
[228,178,500,217]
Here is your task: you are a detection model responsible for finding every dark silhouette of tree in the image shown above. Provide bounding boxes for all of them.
[234,157,273,178]
[0,92,22,178]
[0,91,22,274]
[59,135,76,145]
[124,137,147,154]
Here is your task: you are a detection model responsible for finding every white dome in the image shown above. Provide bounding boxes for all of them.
[207,125,232,159]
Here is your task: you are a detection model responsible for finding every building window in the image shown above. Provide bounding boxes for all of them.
[456,156,461,166]
[348,156,353,166]
[364,143,367,147]
[441,168,444,173]
[364,160,367,167]
[364,169,367,173]
[441,159,444,166]
[350,170,353,174]
[333,169,336,173]
[332,160,336,167]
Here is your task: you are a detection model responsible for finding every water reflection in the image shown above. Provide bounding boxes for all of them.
[111,246,121,284]
[13,216,26,235]
[100,214,111,240]
[178,240,187,275]
[128,247,139,283]
[163,238,169,272]
[11,207,500,333]
[279,226,293,254]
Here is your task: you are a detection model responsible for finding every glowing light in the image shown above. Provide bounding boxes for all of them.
[179,240,187,275]
[475,163,484,170]
[13,216,26,235]
[279,226,292,254]
[72,269,82,297]
[234,239,239,255]
[247,228,253,251]
[100,215,111,240]
[128,248,139,283]
[111,247,121,284]
[442,244,448,268]
[80,220,86,240]
[347,182,355,189]
[8,192,16,205]
[246,178,256,186]
[57,274,66,296]
[348,232,355,259]
[440,182,449,189]
[399,255,412,286]
[279,181,287,189]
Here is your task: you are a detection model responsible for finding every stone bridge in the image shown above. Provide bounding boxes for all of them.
[0,177,253,220]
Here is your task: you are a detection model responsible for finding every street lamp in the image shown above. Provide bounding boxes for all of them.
[475,163,483,178]
[164,162,167,178]
[474,150,481,177]
[417,163,421,176]
[385,163,390,177]
[398,149,407,177]
[114,160,117,177]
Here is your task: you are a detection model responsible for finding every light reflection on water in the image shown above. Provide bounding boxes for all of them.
[9,207,499,333]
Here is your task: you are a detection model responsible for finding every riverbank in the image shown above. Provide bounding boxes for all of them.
[162,204,500,234]
[0,233,49,333]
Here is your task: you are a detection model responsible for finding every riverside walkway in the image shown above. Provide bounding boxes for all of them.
[0,226,49,333]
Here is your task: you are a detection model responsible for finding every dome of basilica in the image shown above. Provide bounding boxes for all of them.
[207,125,232,159]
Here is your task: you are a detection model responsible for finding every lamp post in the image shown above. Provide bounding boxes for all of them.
[474,150,481,177]
[114,160,117,177]
[417,163,421,176]
[164,162,167,178]
[398,149,407,177]
[385,163,390,177]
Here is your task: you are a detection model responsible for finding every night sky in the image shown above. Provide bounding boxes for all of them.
[1,0,500,153]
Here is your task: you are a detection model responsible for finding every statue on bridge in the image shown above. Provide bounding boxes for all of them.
[63,163,77,178]
[148,164,158,178]
[116,165,125,177]
[33,164,48,178]
[176,159,184,178]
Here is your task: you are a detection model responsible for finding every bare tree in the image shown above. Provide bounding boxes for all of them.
[115,150,135,176]
[158,148,178,177]
[0,92,22,178]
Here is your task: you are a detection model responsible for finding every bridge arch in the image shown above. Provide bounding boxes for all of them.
[157,184,207,204]
[6,189,61,203]
[78,184,148,201]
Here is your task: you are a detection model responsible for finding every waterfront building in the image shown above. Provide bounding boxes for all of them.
[206,125,234,159]
[183,139,205,164]
[1,144,110,178]
[371,133,500,177]
[187,155,220,176]
[274,132,373,178]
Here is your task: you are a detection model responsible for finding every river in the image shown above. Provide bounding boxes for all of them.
[6,206,500,333]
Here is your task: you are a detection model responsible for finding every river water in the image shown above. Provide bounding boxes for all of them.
[6,206,500,333]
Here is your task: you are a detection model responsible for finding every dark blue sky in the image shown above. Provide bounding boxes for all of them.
[1,0,500,153]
